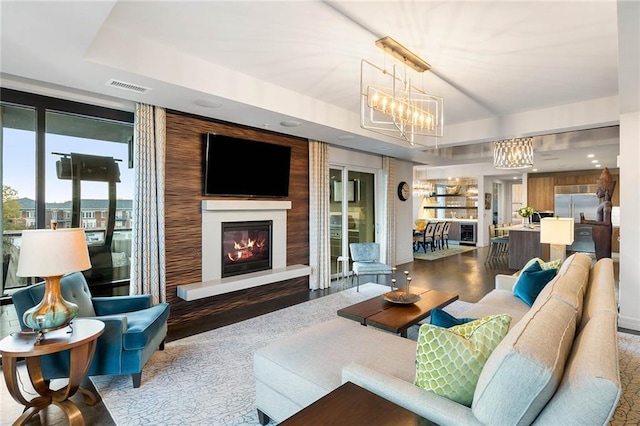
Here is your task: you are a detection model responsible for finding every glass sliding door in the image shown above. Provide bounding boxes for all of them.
[329,167,376,280]
[1,89,134,297]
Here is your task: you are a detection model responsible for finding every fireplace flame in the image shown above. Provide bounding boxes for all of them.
[226,237,266,262]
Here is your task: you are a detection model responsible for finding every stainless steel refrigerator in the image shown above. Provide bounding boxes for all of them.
[554,184,600,253]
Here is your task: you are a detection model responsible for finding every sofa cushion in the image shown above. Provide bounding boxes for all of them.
[472,296,577,425]
[579,257,617,331]
[430,308,475,328]
[254,317,417,421]
[533,252,591,325]
[352,262,393,275]
[513,261,557,306]
[414,314,511,406]
[533,310,621,425]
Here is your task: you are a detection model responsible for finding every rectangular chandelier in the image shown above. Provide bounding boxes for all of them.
[493,137,534,169]
[360,37,443,145]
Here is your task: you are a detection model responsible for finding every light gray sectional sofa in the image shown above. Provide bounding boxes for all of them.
[253,253,621,425]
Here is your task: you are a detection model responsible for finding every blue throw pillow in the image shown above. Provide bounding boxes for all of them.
[513,261,558,306]
[430,308,476,328]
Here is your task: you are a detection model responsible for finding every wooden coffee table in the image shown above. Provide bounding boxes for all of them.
[337,286,458,337]
[279,381,435,425]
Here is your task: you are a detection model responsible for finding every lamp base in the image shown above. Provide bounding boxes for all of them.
[549,244,567,262]
[22,275,79,338]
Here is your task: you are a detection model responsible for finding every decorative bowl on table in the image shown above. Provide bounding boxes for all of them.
[382,290,421,305]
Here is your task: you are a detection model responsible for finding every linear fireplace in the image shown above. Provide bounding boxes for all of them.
[221,220,273,278]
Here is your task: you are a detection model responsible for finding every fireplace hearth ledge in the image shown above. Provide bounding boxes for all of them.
[176,264,311,301]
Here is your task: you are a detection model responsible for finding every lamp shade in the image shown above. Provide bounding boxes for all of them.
[540,217,575,245]
[17,228,91,278]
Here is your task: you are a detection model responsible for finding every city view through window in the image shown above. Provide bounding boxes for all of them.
[2,95,134,294]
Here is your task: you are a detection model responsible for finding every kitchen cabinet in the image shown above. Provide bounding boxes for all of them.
[447,222,460,241]
[527,169,620,211]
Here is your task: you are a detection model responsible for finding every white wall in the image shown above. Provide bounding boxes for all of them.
[394,159,415,266]
[616,0,640,331]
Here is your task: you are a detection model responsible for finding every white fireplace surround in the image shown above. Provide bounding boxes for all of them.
[177,200,311,301]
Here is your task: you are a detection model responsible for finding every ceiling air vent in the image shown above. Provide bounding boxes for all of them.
[106,79,151,94]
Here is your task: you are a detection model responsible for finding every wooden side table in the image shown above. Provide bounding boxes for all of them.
[279,381,436,425]
[0,318,105,426]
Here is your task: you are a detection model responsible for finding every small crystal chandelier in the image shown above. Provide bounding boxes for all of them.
[494,137,534,169]
[360,37,443,146]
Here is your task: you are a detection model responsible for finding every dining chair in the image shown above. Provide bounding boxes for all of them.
[442,221,451,249]
[433,222,445,250]
[415,222,437,253]
[413,220,428,252]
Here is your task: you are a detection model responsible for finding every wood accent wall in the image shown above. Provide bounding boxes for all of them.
[527,168,620,211]
[164,111,310,331]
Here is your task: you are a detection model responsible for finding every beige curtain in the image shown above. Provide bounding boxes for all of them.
[130,103,166,303]
[308,140,331,290]
[383,156,396,266]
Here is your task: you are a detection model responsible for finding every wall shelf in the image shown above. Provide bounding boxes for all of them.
[424,206,476,210]
[427,194,478,198]
[421,180,479,220]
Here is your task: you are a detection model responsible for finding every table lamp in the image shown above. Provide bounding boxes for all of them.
[540,217,575,261]
[16,228,91,335]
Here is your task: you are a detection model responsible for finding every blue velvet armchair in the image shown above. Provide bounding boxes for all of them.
[11,272,170,388]
[349,242,393,291]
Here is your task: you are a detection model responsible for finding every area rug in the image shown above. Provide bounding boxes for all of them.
[413,244,477,261]
[90,283,470,425]
[90,284,640,426]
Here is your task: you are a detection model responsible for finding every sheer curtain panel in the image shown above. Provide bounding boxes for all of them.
[308,140,331,290]
[130,103,167,303]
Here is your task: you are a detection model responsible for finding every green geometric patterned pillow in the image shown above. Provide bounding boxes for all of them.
[414,313,512,406]
[514,257,563,277]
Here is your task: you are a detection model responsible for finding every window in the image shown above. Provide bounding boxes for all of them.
[1,88,134,295]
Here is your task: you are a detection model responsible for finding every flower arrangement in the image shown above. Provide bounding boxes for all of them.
[517,206,534,218]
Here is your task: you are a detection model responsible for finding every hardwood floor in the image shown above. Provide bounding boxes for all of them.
[0,246,613,425]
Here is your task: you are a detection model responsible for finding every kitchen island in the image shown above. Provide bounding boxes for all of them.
[507,224,550,269]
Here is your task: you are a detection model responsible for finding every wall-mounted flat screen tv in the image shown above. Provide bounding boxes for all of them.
[204,133,291,197]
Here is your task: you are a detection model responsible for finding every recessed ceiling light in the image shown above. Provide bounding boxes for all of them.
[337,135,354,140]
[592,160,599,163]
[596,164,602,168]
[280,120,301,128]
[532,168,538,172]
[587,154,595,158]
[194,99,222,108]
[513,176,518,179]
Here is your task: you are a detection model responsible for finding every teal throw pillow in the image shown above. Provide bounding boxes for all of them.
[513,261,557,306]
[430,308,476,328]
